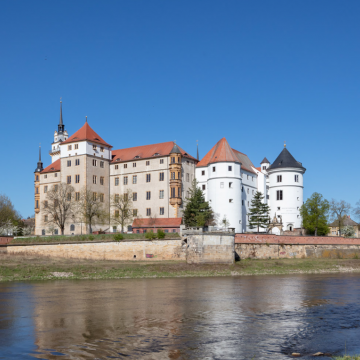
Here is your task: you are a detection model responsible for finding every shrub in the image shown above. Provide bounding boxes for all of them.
[114,234,124,241]
[157,229,165,239]
[145,230,157,240]
[89,235,95,241]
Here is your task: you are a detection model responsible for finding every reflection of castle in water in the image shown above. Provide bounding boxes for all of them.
[30,277,330,359]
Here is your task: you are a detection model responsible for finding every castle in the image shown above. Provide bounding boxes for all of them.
[34,102,305,235]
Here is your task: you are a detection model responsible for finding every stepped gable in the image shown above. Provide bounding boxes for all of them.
[62,122,112,147]
[111,141,197,163]
[196,138,239,167]
[197,138,256,174]
[41,159,61,174]
[267,148,305,171]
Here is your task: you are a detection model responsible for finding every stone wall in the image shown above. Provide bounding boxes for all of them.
[6,240,186,261]
[235,243,360,259]
[186,233,235,264]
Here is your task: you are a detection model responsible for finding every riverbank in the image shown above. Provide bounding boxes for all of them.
[333,356,360,359]
[1,254,360,281]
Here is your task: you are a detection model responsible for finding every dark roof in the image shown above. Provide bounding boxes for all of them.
[267,147,305,171]
[329,217,359,227]
[170,143,182,154]
[260,157,270,164]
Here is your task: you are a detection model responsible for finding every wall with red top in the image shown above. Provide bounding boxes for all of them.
[235,233,360,245]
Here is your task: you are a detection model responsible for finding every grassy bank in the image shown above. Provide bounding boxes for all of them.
[333,356,360,360]
[10,232,180,245]
[1,255,360,282]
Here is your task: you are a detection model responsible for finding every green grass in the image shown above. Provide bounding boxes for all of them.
[333,356,360,360]
[10,232,180,245]
[1,256,360,282]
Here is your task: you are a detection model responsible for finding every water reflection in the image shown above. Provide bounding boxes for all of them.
[0,274,360,359]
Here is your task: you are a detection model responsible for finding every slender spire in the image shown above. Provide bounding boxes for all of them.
[58,98,65,134]
[197,140,199,160]
[35,144,43,173]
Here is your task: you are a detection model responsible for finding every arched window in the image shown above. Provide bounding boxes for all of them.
[70,224,75,232]
[41,229,45,235]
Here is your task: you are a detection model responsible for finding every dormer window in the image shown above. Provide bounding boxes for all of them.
[134,156,140,159]
[116,158,120,161]
[153,153,160,156]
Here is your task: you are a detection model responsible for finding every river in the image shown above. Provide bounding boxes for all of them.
[0,274,360,359]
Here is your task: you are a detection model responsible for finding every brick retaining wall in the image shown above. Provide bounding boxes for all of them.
[235,233,360,245]
[0,237,13,245]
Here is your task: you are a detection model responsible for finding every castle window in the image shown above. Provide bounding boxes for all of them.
[228,166,232,171]
[171,188,175,197]
[186,173,189,182]
[201,170,205,176]
[229,182,233,188]
[36,175,39,181]
[248,201,249,206]
[35,200,39,208]
[242,200,244,205]
[100,177,104,185]
[100,161,104,168]
[247,188,249,194]
[146,174,151,183]
[262,166,266,170]
[124,164,127,168]
[277,175,282,182]
[229,199,233,203]
[171,172,175,180]
[178,188,181,197]
[159,172,164,181]
[93,176,96,184]
[100,193,104,202]
[220,182,224,188]
[146,161,150,166]
[133,209,137,216]
[115,165,119,170]
[67,160,71,167]
[100,147,104,152]
[44,175,47,179]
[68,145,72,150]
[54,173,57,178]
[67,193,71,201]
[133,192,137,201]
[115,210,119,217]
[160,207,164,215]
[202,185,206,190]
[159,190,164,199]
[178,172,181,179]
[146,208,151,216]
[93,159,97,166]
[277,207,280,210]
[160,159,164,164]
[267,195,269,199]
[44,201,48,208]
[75,175,80,183]
[252,190,254,195]
[295,175,299,182]
[67,176,71,184]
[124,176,128,185]
[54,185,58,191]
[277,190,283,200]
[178,157,180,163]
[133,175,137,184]
[75,192,80,201]
[115,194,119,203]
[42,229,45,235]
[93,145,97,151]
[93,192,97,201]
[212,166,216,172]
[242,186,243,192]
[70,224,75,231]
[44,215,48,223]
[146,191,151,200]
[115,177,119,186]
[247,175,249,180]
[75,144,78,150]
[171,157,175,164]
[133,163,136,167]
[75,159,80,166]
[35,187,39,194]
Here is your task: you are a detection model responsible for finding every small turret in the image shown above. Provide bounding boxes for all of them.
[34,145,43,173]
[169,142,183,217]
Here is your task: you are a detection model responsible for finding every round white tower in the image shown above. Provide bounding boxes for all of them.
[267,145,306,231]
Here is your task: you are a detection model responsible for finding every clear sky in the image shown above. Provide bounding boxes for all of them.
[1,0,359,218]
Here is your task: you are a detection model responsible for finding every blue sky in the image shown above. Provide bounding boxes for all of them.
[0,0,359,218]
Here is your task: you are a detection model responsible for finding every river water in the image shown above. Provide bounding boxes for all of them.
[1,274,360,359]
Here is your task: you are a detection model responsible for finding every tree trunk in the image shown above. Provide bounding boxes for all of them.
[61,227,64,235]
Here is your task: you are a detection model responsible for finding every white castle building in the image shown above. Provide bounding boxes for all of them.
[196,138,306,233]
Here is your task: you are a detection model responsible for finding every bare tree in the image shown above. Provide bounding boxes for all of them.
[42,183,76,235]
[329,199,351,236]
[110,190,134,233]
[77,188,107,234]
[354,200,360,222]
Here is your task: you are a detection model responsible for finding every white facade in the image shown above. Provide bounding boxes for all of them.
[196,139,305,233]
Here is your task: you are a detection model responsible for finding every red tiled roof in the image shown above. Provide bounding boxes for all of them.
[197,138,239,167]
[132,218,182,228]
[41,159,61,174]
[62,122,112,147]
[197,138,256,174]
[255,167,261,172]
[112,141,197,163]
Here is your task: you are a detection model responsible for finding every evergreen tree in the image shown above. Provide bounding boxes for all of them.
[301,192,330,236]
[248,191,270,232]
[183,180,214,227]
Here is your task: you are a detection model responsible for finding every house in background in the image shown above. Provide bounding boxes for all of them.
[328,216,359,237]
